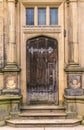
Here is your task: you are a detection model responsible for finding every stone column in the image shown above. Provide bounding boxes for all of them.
[7,0,16,64]
[4,0,20,71]
[68,0,78,64]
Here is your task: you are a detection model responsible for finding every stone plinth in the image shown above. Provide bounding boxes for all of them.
[0,95,21,126]
[64,95,84,118]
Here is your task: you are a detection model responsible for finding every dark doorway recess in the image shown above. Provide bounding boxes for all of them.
[26,36,58,105]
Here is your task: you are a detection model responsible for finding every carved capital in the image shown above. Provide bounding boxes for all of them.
[8,0,15,2]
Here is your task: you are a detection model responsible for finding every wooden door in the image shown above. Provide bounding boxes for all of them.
[26,37,58,104]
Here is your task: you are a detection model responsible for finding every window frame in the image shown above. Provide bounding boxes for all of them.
[50,8,58,25]
[38,8,46,25]
[26,8,34,25]
[26,6,58,26]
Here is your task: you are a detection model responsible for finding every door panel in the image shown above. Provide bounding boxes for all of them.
[26,37,58,104]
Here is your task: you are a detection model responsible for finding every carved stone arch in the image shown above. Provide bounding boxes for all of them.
[25,34,59,44]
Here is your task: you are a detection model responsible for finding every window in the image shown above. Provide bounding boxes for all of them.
[38,8,46,25]
[26,7,58,26]
[50,8,58,25]
[26,8,34,25]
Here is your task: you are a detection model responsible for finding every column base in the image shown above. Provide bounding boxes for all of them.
[0,95,22,122]
[3,63,21,72]
[64,95,84,118]
[64,63,84,72]
[64,63,84,96]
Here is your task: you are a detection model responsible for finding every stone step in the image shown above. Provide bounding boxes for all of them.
[6,119,82,127]
[20,105,66,113]
[19,112,67,119]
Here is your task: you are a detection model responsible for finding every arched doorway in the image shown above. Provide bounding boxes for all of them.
[26,36,58,104]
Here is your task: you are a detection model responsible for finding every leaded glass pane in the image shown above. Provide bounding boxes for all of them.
[50,8,58,25]
[26,8,34,25]
[38,8,46,25]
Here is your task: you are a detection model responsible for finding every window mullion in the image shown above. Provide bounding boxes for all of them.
[35,6,38,26]
[46,6,49,26]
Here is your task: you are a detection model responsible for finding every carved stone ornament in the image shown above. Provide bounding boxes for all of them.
[23,26,61,33]
[5,74,17,89]
[64,74,83,96]
[68,74,81,89]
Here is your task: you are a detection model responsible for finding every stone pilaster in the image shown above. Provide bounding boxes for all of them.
[64,0,84,97]
[4,0,20,70]
[1,0,20,96]
[64,0,84,118]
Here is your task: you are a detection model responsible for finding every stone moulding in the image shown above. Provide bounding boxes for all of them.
[0,95,22,102]
[20,0,63,6]
[0,64,21,72]
[66,0,84,4]
[23,26,61,34]
[64,95,84,103]
[64,64,84,72]
[1,89,21,96]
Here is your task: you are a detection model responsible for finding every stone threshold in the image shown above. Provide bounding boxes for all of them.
[6,119,82,127]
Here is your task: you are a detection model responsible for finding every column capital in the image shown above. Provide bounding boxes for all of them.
[7,0,16,2]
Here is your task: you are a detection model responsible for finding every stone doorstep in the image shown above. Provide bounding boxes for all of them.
[20,105,66,113]
[20,105,66,110]
[6,119,82,127]
[19,105,67,119]
[18,112,67,119]
[19,112,67,117]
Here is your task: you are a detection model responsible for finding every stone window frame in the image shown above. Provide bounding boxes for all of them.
[25,5,59,26]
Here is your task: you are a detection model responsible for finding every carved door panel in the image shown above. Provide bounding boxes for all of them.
[26,37,58,104]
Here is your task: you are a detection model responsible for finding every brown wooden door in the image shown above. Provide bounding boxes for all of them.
[26,37,58,104]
